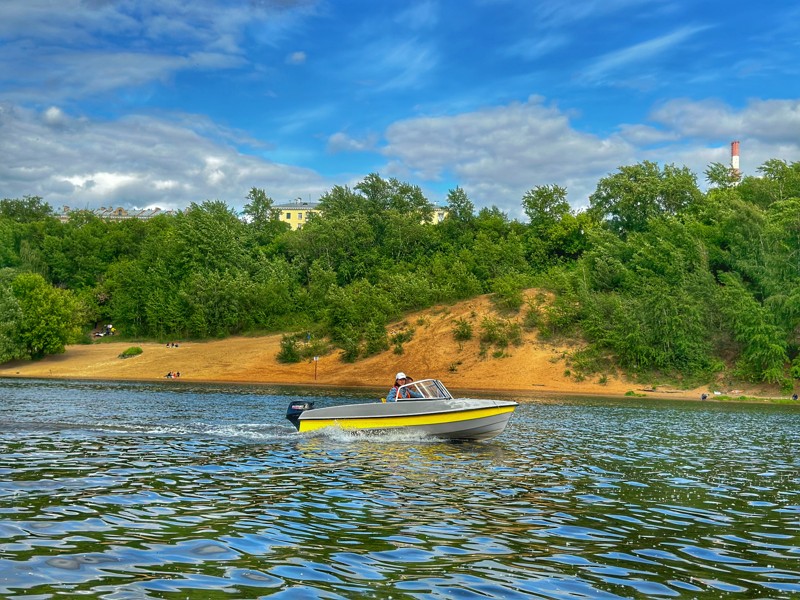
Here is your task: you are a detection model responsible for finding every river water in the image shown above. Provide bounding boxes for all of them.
[1,379,798,599]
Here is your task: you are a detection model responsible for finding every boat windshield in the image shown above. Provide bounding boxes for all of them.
[397,379,452,401]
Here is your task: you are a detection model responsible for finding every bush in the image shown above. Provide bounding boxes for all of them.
[491,273,526,312]
[791,356,800,379]
[389,322,415,355]
[119,346,143,359]
[277,335,301,363]
[278,332,332,363]
[452,318,473,342]
[522,304,541,330]
[363,320,389,357]
[390,327,415,346]
[480,318,522,348]
[299,337,332,361]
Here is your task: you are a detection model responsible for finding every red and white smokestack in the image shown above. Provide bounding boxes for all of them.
[731,140,740,178]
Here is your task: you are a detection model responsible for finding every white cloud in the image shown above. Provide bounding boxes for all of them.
[648,98,740,139]
[580,25,708,85]
[640,98,800,181]
[376,95,800,215]
[0,0,313,105]
[379,96,634,213]
[365,39,437,92]
[523,0,654,29]
[286,51,307,64]
[617,124,678,146]
[43,106,68,127]
[327,132,378,153]
[64,172,139,195]
[504,34,569,61]
[649,98,800,144]
[3,95,800,220]
[0,104,331,211]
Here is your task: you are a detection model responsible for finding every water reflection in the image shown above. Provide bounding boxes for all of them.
[0,379,798,598]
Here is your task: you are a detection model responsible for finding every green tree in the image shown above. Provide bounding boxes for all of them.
[10,272,80,359]
[522,184,571,233]
[705,161,740,189]
[325,280,395,358]
[355,173,433,221]
[0,218,18,268]
[521,184,590,267]
[0,196,53,222]
[105,259,149,337]
[285,212,380,285]
[735,159,800,209]
[437,187,477,251]
[758,159,800,203]
[444,186,475,224]
[0,271,23,362]
[243,187,287,247]
[589,161,702,236]
[175,201,248,273]
[717,272,788,383]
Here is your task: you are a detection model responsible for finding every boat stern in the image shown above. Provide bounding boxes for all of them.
[286,400,315,430]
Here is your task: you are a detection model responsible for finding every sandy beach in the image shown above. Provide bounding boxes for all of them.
[0,294,778,401]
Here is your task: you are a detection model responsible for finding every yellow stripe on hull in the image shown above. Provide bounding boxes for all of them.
[298,405,515,433]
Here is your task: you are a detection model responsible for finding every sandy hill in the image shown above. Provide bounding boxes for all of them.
[0,292,765,400]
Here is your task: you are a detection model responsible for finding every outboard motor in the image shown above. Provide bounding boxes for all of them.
[286,400,315,430]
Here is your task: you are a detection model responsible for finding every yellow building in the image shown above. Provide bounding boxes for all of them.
[275,199,448,230]
[275,200,320,230]
[430,206,448,224]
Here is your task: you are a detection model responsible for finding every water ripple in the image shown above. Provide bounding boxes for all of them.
[0,380,799,597]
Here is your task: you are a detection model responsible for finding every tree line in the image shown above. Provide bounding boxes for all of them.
[1,161,799,389]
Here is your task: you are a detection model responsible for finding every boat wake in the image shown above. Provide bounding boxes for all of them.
[306,425,444,444]
[0,419,299,442]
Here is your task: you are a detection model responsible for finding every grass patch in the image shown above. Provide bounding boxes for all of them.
[118,346,143,359]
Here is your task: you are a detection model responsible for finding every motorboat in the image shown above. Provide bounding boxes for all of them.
[285,379,517,441]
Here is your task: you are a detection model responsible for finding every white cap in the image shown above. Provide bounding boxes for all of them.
[396,372,407,380]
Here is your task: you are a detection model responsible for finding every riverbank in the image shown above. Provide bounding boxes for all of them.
[0,294,787,401]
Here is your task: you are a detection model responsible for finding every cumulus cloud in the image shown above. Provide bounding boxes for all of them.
[43,106,69,128]
[374,96,800,215]
[617,124,678,146]
[651,98,800,144]
[637,98,800,179]
[327,131,378,153]
[3,95,799,219]
[0,104,330,211]
[379,96,634,212]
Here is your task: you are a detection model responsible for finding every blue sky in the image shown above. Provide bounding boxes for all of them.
[1,0,799,218]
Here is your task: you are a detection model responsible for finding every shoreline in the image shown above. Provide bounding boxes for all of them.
[1,294,794,405]
[0,370,788,405]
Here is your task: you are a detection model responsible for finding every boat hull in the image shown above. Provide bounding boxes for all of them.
[297,398,517,441]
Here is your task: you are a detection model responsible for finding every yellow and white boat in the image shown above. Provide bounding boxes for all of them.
[285,379,517,441]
